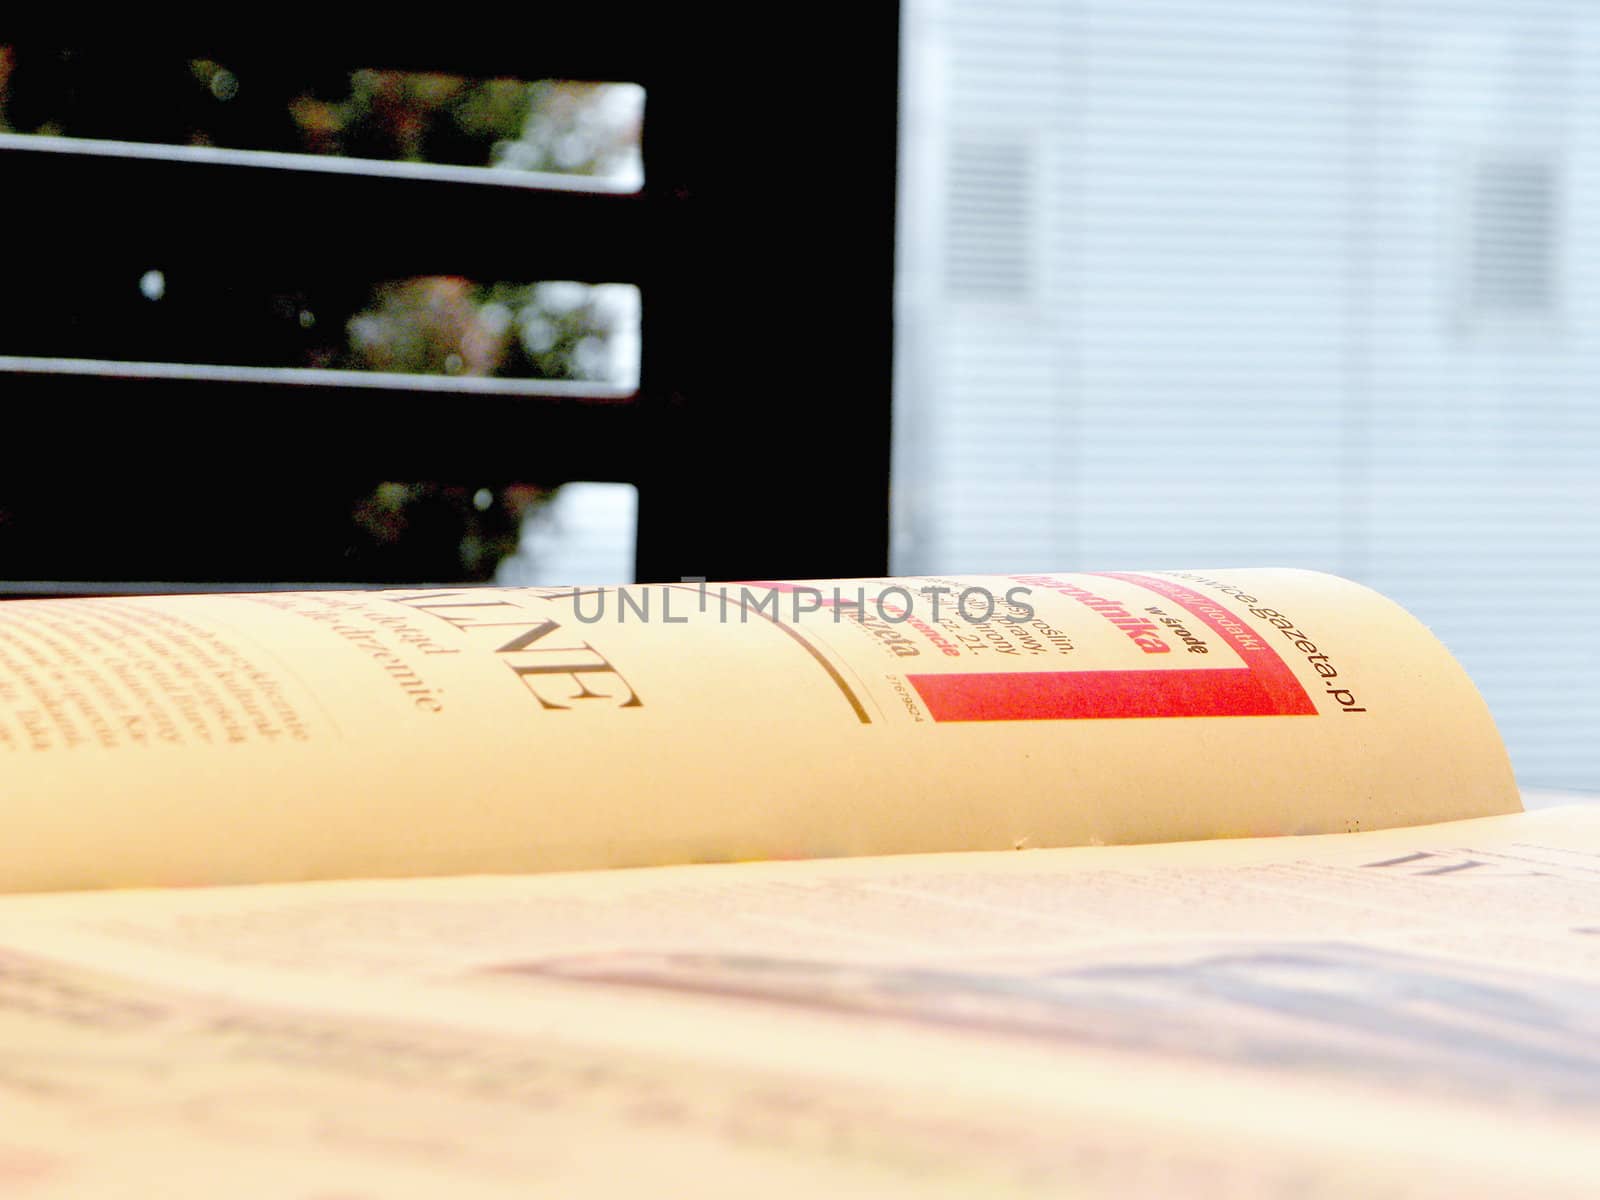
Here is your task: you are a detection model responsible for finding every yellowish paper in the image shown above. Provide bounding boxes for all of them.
[0,806,1594,1198]
[0,569,1518,892]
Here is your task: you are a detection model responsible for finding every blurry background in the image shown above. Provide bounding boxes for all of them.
[0,9,1594,792]
[893,0,1599,791]
[0,48,647,587]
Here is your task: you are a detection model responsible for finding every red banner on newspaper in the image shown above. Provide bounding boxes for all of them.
[908,573,1316,722]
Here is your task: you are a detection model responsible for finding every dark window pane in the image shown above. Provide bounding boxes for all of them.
[0,47,644,186]
[0,273,641,388]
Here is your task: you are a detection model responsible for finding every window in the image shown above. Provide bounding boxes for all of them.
[1,29,899,591]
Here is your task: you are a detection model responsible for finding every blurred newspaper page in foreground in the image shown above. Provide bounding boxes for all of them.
[0,805,1596,1197]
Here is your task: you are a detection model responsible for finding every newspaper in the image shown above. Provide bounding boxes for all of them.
[0,570,1519,892]
[0,804,1594,1197]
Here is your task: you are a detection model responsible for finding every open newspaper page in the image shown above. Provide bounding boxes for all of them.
[0,569,1518,891]
[0,804,1595,1197]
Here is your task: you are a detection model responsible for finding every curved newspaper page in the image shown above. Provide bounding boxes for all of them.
[0,569,1518,891]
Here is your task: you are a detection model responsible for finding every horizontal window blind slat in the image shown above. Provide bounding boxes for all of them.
[0,132,643,194]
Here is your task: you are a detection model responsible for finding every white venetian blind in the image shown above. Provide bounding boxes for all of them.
[894,0,1600,790]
